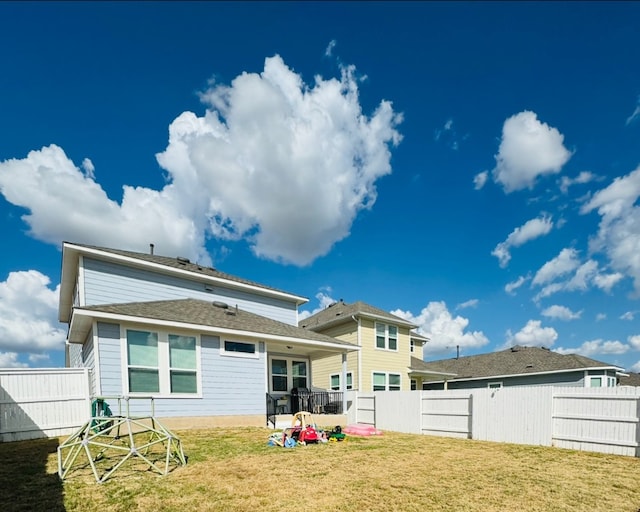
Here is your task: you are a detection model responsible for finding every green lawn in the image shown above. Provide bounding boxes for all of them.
[2,427,639,512]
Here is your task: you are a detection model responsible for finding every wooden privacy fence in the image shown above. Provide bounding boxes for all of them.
[0,368,91,442]
[353,386,640,457]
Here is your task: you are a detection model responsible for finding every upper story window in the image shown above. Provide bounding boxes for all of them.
[126,329,199,396]
[375,323,398,351]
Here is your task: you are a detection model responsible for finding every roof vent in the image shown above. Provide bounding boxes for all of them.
[212,301,229,309]
[526,364,534,369]
[177,256,190,265]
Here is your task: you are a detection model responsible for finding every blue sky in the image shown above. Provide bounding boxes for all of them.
[1,2,639,371]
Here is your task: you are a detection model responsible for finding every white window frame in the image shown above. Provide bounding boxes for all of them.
[220,339,259,359]
[585,374,616,388]
[372,371,402,391]
[375,322,398,351]
[330,372,353,391]
[122,326,202,398]
[268,356,309,393]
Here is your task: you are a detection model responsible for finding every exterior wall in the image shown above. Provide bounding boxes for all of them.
[360,319,413,391]
[411,340,424,360]
[422,369,618,390]
[93,322,267,418]
[68,342,83,368]
[310,321,358,390]
[81,257,298,325]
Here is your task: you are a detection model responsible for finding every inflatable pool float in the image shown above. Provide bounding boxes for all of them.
[343,423,383,436]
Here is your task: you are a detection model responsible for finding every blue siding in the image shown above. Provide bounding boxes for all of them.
[81,332,96,395]
[82,257,297,325]
[93,323,267,418]
[96,322,123,397]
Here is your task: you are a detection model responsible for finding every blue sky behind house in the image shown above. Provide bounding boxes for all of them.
[1,2,639,371]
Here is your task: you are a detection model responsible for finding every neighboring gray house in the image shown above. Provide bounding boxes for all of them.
[60,242,358,428]
[413,345,625,390]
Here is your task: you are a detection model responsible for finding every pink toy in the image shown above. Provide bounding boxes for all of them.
[343,423,383,436]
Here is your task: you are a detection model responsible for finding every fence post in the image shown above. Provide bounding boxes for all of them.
[636,392,640,458]
[468,393,473,439]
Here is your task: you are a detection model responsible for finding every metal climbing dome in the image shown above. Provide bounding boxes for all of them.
[57,396,187,484]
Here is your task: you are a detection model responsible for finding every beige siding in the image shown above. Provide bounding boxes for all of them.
[412,340,424,360]
[310,322,359,390]
[360,319,413,391]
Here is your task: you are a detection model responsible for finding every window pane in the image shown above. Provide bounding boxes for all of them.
[376,323,386,349]
[330,374,340,390]
[389,374,401,390]
[373,372,386,391]
[271,359,287,376]
[589,377,602,387]
[171,371,197,393]
[346,373,353,390]
[224,341,255,354]
[129,368,159,393]
[293,376,307,389]
[169,335,196,369]
[272,375,287,392]
[388,326,397,350]
[127,330,158,366]
[292,361,307,377]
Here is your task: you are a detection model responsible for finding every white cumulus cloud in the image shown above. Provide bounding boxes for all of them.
[392,301,489,357]
[0,55,402,267]
[541,305,581,321]
[0,270,65,357]
[503,319,558,349]
[492,215,553,268]
[556,339,628,357]
[581,166,640,295]
[492,111,572,193]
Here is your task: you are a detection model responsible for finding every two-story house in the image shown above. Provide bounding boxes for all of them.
[59,242,358,428]
[299,300,432,391]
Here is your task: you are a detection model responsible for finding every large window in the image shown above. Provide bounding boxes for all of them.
[270,357,308,392]
[126,329,199,396]
[375,323,398,351]
[330,372,353,391]
[372,372,401,391]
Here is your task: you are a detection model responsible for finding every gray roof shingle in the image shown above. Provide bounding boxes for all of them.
[299,300,417,330]
[80,298,355,348]
[411,345,622,380]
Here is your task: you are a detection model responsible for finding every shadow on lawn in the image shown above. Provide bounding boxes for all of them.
[0,437,65,512]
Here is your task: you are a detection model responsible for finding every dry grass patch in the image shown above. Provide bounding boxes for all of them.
[1,427,639,512]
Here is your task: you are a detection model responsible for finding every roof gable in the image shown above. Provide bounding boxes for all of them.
[299,300,417,331]
[59,242,308,321]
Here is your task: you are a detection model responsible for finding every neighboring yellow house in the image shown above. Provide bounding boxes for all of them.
[299,300,431,391]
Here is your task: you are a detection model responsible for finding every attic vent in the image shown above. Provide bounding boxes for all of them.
[212,301,229,309]
[526,364,534,369]
[176,256,190,265]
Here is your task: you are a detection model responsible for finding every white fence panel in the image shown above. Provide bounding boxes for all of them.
[372,391,422,434]
[552,386,640,457]
[473,386,553,446]
[355,393,376,426]
[421,391,472,439]
[0,368,91,442]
